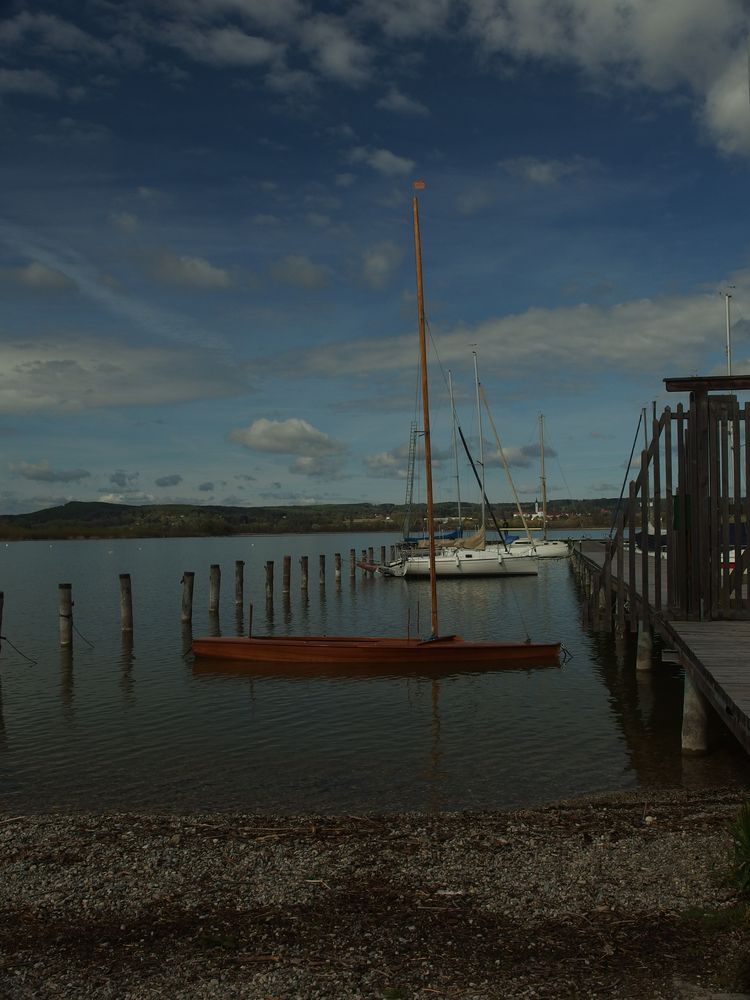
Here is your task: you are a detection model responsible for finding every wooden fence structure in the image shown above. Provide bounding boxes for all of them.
[599,375,750,628]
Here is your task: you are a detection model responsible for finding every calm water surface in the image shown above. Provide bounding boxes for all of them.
[1,531,749,814]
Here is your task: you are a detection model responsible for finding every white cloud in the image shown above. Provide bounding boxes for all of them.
[362,241,403,290]
[265,268,750,380]
[8,262,75,292]
[299,15,372,85]
[0,11,114,60]
[363,449,409,478]
[349,146,416,176]
[151,249,231,289]
[269,254,330,289]
[456,184,495,216]
[9,460,90,483]
[289,455,346,478]
[164,24,282,65]
[0,337,246,414]
[228,417,345,456]
[499,157,587,186]
[0,67,59,99]
[462,0,750,157]
[110,211,139,234]
[376,87,429,116]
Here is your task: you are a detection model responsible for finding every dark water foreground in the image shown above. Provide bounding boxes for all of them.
[1,532,749,813]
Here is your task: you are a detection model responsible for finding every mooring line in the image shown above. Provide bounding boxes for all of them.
[0,636,38,665]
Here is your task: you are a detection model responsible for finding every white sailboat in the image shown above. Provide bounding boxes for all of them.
[508,413,570,559]
[385,356,538,578]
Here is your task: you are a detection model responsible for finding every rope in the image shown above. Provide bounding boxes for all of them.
[608,410,644,539]
[0,636,37,665]
[71,621,95,648]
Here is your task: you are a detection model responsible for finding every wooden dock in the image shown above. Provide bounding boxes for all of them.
[573,538,750,753]
[570,376,750,756]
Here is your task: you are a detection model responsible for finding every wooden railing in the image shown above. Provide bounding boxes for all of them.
[601,389,750,625]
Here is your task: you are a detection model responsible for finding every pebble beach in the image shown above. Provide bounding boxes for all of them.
[2,788,750,999]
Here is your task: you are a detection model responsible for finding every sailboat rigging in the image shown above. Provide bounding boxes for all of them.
[191,187,560,666]
[507,413,571,559]
[382,354,538,577]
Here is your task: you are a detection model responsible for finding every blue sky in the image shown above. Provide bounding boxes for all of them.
[1,0,750,514]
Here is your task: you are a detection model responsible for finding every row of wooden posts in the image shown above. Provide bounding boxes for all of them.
[53,547,395,647]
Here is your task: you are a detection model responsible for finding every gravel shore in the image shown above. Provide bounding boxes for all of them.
[2,788,750,1000]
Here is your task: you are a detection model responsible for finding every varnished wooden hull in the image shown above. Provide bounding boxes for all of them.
[191,633,560,667]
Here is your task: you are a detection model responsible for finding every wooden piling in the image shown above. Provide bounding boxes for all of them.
[283,555,291,594]
[636,623,653,671]
[682,671,709,754]
[265,561,274,602]
[300,556,308,590]
[334,553,342,582]
[319,554,325,587]
[248,601,253,637]
[349,549,356,579]
[209,564,221,614]
[59,583,73,647]
[119,573,133,633]
[368,546,374,563]
[235,560,244,606]
[380,545,386,565]
[181,572,195,623]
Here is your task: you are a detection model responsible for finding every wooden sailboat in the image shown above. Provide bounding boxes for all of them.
[191,188,560,667]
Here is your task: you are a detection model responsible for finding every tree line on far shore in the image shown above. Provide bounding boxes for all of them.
[0,499,620,541]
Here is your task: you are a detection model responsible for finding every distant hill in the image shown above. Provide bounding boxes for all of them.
[0,498,621,540]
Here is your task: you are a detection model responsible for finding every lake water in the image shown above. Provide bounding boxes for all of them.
[1,531,749,814]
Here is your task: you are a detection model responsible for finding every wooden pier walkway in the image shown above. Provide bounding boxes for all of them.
[573,538,750,753]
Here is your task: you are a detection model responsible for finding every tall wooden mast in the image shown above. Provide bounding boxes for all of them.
[412,188,439,637]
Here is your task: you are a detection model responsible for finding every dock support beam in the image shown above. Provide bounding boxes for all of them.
[682,670,709,754]
[636,623,653,671]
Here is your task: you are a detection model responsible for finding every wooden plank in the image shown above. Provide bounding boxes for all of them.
[652,415,662,611]
[640,448,649,618]
[616,509,625,632]
[720,404,730,611]
[708,400,720,617]
[664,407,674,612]
[676,404,688,615]
[736,403,745,610]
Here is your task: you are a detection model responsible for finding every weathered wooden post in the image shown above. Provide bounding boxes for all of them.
[682,670,709,753]
[283,555,291,594]
[181,572,195,623]
[636,623,653,671]
[265,561,274,602]
[349,548,356,579]
[119,573,133,633]
[59,583,73,647]
[334,553,342,582]
[380,545,386,565]
[235,560,244,607]
[209,564,221,614]
[368,546,374,563]
[248,601,253,637]
[319,554,325,588]
[300,556,308,591]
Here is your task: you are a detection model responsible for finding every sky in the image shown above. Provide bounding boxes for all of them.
[1,0,750,515]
